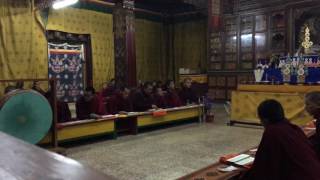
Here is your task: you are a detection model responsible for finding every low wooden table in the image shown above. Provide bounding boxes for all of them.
[179,126,316,180]
[0,132,115,180]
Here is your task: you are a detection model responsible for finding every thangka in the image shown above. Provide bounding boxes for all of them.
[48,43,85,102]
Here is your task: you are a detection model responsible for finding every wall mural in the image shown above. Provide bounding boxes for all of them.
[48,43,85,102]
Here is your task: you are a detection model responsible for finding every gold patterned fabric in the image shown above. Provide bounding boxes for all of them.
[174,20,207,80]
[0,0,47,84]
[231,91,313,125]
[46,8,114,89]
[135,19,166,82]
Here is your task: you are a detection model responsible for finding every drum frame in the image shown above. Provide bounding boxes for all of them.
[0,79,58,148]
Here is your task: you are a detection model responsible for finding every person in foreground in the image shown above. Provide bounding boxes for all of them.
[305,91,320,157]
[241,99,320,180]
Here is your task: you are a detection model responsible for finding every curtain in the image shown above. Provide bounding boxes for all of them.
[0,0,48,84]
[135,19,167,82]
[174,20,207,80]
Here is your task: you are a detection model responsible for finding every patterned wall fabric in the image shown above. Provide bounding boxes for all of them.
[0,0,48,85]
[46,7,114,90]
[135,19,167,82]
[174,20,207,80]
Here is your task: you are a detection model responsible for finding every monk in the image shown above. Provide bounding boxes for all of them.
[76,87,106,120]
[44,90,71,123]
[101,79,116,98]
[305,91,320,157]
[31,81,46,95]
[179,78,197,105]
[164,80,182,108]
[132,82,157,111]
[241,100,320,180]
[108,87,133,114]
[153,87,167,109]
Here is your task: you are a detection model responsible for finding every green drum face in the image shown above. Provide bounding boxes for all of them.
[0,91,52,144]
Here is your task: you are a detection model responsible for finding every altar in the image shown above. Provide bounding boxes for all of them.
[230,84,317,126]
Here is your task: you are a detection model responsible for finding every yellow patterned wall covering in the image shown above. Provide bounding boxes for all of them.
[174,20,207,80]
[46,8,114,89]
[135,19,167,82]
[0,0,48,90]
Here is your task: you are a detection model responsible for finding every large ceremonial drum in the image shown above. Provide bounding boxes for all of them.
[0,90,52,144]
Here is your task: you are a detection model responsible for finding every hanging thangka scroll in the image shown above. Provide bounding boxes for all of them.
[48,43,85,102]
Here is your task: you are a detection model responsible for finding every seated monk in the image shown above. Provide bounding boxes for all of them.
[164,80,182,108]
[153,87,167,109]
[305,91,320,158]
[179,78,197,105]
[44,90,71,123]
[132,82,157,111]
[241,100,320,180]
[31,81,46,95]
[108,87,133,114]
[101,79,116,98]
[76,87,106,120]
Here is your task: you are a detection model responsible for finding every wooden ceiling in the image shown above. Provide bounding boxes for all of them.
[35,0,206,14]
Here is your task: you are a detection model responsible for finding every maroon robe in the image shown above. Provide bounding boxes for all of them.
[107,94,133,114]
[101,86,116,98]
[132,90,154,112]
[154,95,167,109]
[179,87,197,105]
[76,95,106,120]
[45,91,71,123]
[310,118,320,158]
[165,90,182,108]
[241,121,320,180]
[56,101,71,123]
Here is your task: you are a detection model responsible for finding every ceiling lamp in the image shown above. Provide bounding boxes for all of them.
[52,0,79,9]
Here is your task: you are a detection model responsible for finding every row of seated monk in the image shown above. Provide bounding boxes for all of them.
[74,78,198,122]
[3,78,199,123]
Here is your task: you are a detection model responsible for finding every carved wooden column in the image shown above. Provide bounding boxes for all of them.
[208,0,223,67]
[113,0,136,87]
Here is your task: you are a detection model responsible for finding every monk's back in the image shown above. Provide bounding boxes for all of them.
[243,121,320,180]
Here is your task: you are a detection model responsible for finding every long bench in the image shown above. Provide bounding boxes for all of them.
[40,104,204,144]
[40,117,116,144]
[178,125,316,180]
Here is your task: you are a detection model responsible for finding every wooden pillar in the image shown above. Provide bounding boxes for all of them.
[113,0,136,87]
[207,0,223,65]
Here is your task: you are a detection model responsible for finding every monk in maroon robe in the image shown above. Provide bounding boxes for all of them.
[101,79,116,98]
[132,82,157,111]
[164,80,182,108]
[305,91,320,158]
[179,78,197,105]
[153,87,167,109]
[44,90,71,123]
[31,81,46,95]
[76,87,106,120]
[241,100,320,180]
[108,87,133,114]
